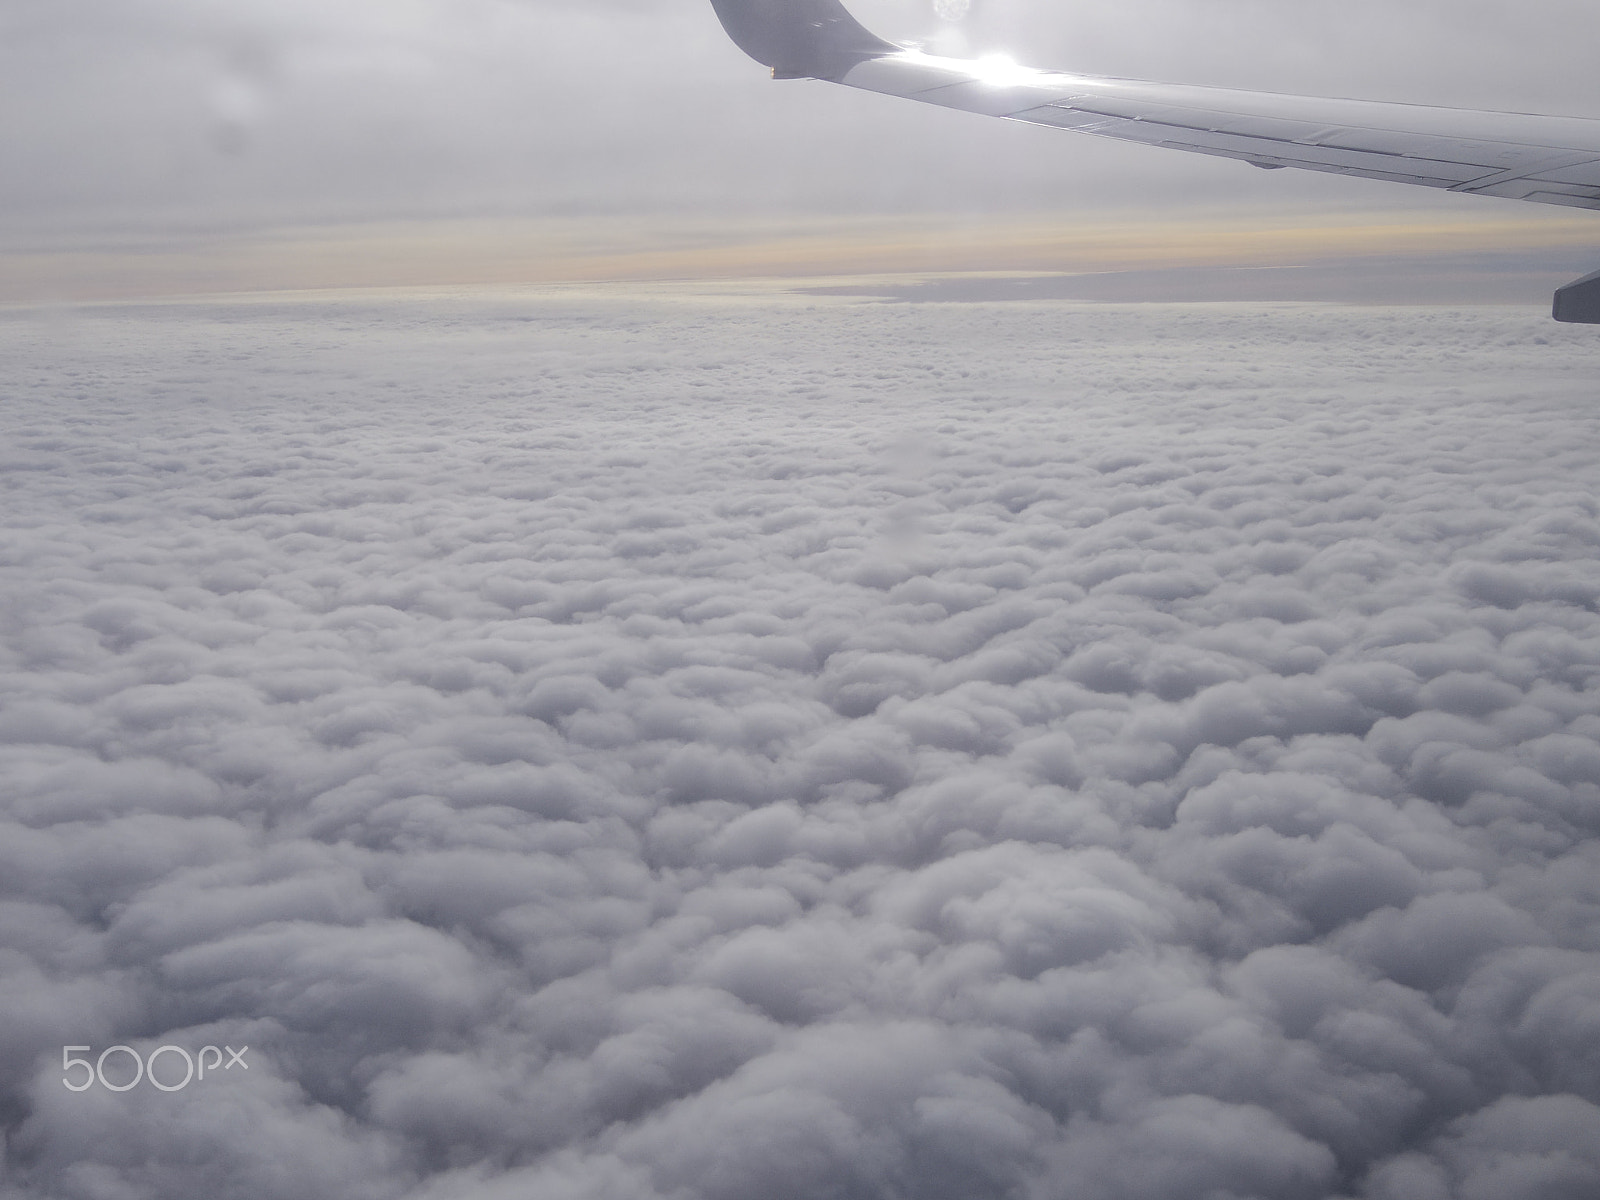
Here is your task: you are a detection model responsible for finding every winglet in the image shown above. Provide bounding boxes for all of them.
[707,0,898,80]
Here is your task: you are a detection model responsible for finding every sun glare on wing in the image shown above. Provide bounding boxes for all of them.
[970,53,1046,88]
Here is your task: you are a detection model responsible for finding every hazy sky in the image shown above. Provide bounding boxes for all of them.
[7,0,1600,297]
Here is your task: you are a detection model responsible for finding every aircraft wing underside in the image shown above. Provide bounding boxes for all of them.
[706,0,1600,321]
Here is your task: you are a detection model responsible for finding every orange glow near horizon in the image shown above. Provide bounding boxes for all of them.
[4,208,1597,304]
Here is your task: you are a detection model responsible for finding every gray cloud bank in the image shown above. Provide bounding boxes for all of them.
[2,290,1599,1199]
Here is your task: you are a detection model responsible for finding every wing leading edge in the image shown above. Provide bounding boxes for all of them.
[706,0,1600,323]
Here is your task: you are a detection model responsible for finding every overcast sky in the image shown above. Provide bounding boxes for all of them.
[7,0,1600,297]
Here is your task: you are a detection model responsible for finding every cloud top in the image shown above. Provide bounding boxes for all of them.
[2,290,1598,1199]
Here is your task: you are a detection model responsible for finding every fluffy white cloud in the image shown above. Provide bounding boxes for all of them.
[2,289,1599,1199]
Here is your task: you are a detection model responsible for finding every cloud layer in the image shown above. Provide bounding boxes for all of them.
[2,289,1599,1199]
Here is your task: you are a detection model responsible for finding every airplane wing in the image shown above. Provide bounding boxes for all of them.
[706,0,1600,322]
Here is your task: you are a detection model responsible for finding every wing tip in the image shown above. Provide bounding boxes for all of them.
[708,0,898,79]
